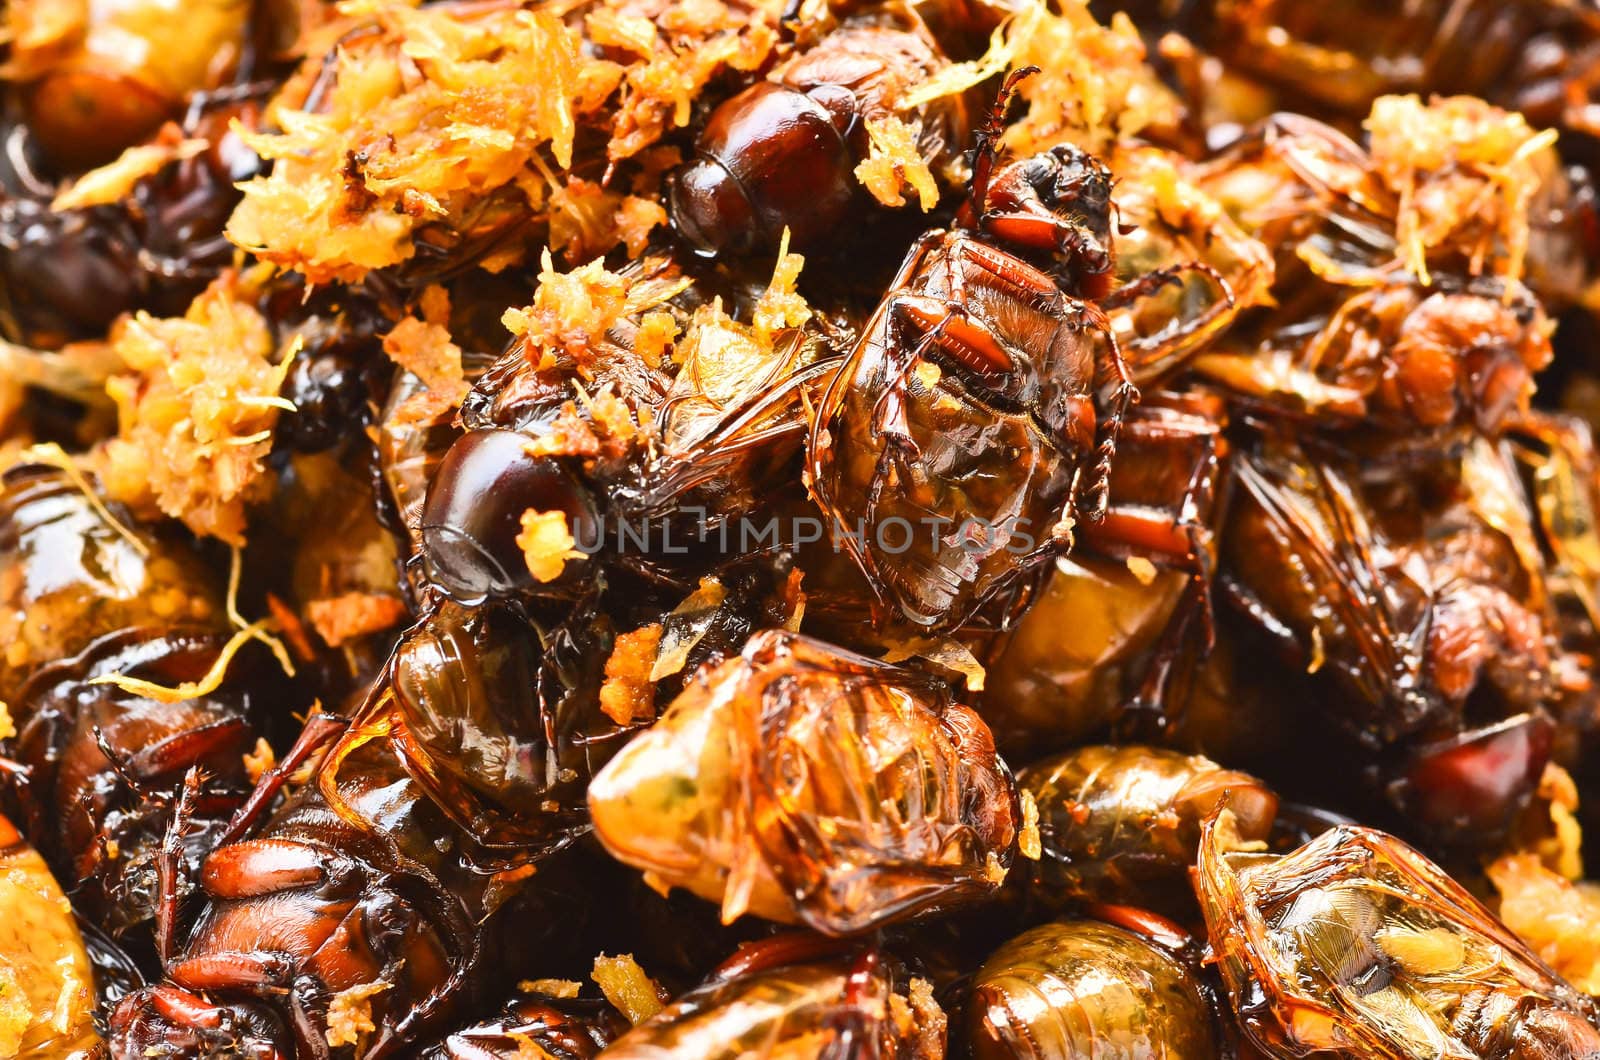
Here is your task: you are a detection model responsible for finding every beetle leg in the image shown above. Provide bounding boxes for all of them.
[1115,262,1244,385]
[1080,406,1224,738]
[93,726,158,798]
[712,933,854,981]
[1082,325,1138,522]
[965,67,1038,223]
[1083,903,1195,954]
[952,236,1060,303]
[156,767,206,966]
[216,713,348,848]
[1100,264,1189,310]
[169,950,301,995]
[820,944,883,1060]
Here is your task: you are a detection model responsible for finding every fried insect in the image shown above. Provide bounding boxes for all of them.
[807,73,1141,629]
[0,812,100,1057]
[588,629,1018,935]
[967,913,1218,1060]
[602,934,945,1059]
[1222,435,1566,844]
[421,252,830,605]
[1018,745,1276,915]
[981,388,1228,750]
[1192,104,1559,442]
[0,463,286,938]
[106,600,621,1057]
[420,991,627,1059]
[671,13,968,256]
[1197,815,1600,1059]
[0,92,267,348]
[1104,144,1274,383]
[225,0,580,287]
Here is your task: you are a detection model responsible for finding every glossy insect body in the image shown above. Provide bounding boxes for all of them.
[671,18,967,256]
[602,934,945,1059]
[808,91,1141,628]
[1105,144,1274,383]
[107,739,503,1059]
[1224,437,1555,741]
[1197,815,1600,1059]
[0,464,223,699]
[1222,435,1566,845]
[421,253,830,605]
[0,464,283,937]
[967,917,1217,1060]
[588,629,1018,935]
[1018,745,1276,915]
[0,812,101,1057]
[981,389,1229,751]
[107,600,621,1057]
[1191,108,1561,442]
[419,428,600,604]
[421,993,627,1059]
[0,93,268,347]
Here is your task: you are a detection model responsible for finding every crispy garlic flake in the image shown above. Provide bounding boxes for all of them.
[227,1,580,284]
[102,274,292,546]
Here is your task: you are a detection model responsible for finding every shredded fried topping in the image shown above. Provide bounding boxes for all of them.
[590,954,663,1025]
[242,737,275,785]
[903,0,1177,156]
[1365,94,1560,286]
[102,274,293,545]
[382,286,469,426]
[855,115,940,211]
[50,126,208,212]
[324,979,391,1049]
[90,620,286,704]
[1002,3,1179,156]
[503,251,632,369]
[0,834,98,1057]
[548,177,668,264]
[516,510,585,583]
[599,623,663,725]
[227,0,580,283]
[1018,790,1041,860]
[1489,853,1600,994]
[751,232,811,344]
[306,592,408,648]
[585,0,781,162]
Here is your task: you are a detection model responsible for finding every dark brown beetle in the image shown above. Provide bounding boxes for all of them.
[0,92,267,348]
[1220,432,1571,848]
[0,463,291,945]
[420,991,628,1059]
[671,14,968,256]
[103,597,625,1058]
[419,253,831,607]
[806,71,1205,630]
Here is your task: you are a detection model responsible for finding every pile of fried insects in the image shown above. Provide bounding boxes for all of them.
[10,0,1600,1056]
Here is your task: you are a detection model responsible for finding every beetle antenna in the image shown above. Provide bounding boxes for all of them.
[968,66,1038,222]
